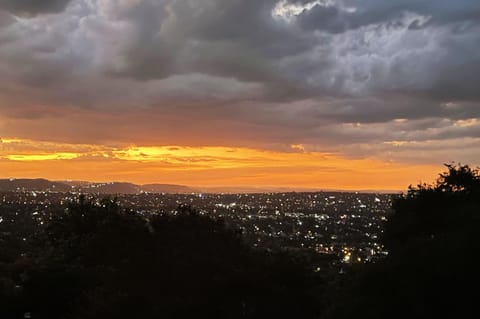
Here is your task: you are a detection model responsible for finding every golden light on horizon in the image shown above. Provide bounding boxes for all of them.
[5,153,80,161]
[0,137,442,191]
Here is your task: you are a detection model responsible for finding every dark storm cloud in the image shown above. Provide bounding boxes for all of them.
[297,0,480,33]
[301,97,480,125]
[103,0,313,85]
[0,10,13,28]
[2,0,477,104]
[0,0,479,164]
[0,0,72,15]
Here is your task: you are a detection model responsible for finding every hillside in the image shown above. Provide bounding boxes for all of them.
[0,179,195,194]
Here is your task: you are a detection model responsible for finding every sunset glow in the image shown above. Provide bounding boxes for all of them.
[0,137,441,190]
[0,2,477,317]
[0,0,478,191]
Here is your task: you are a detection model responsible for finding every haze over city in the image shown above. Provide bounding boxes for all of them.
[1,0,479,190]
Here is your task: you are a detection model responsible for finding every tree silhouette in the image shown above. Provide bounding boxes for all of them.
[437,163,480,193]
[324,163,480,319]
[385,163,480,249]
[1,198,326,319]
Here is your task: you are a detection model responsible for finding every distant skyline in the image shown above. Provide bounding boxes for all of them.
[1,0,479,190]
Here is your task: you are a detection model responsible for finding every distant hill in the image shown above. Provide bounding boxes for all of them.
[78,182,142,194]
[0,178,398,194]
[0,179,72,192]
[142,184,198,194]
[0,179,196,194]
[61,180,91,187]
[199,186,283,194]
[79,183,196,194]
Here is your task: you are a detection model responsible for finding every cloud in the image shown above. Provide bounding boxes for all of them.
[294,0,480,33]
[0,0,73,16]
[0,137,443,190]
[0,0,478,167]
[2,0,478,101]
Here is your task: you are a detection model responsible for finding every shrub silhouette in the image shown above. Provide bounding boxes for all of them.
[1,198,325,319]
[324,163,480,319]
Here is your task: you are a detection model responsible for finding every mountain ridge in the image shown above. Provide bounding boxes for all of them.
[0,178,196,194]
[0,178,399,194]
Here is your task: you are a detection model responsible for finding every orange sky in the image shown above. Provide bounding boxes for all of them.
[0,137,442,191]
[0,0,478,193]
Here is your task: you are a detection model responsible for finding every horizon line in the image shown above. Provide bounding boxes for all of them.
[0,176,404,194]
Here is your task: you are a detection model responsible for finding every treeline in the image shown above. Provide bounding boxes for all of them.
[323,164,480,318]
[0,164,479,318]
[0,198,328,318]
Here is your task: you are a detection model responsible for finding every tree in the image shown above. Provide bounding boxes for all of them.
[324,163,480,319]
[4,198,325,319]
[437,163,480,193]
[385,163,480,249]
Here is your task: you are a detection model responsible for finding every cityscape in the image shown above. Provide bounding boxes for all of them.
[0,0,478,317]
[1,189,392,269]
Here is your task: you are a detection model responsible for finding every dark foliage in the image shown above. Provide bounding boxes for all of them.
[0,197,326,319]
[3,164,477,319]
[324,164,480,318]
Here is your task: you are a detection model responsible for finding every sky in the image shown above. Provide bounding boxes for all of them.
[0,0,479,191]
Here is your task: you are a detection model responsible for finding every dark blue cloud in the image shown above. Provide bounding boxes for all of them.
[0,0,478,162]
[0,0,72,16]
[296,0,480,33]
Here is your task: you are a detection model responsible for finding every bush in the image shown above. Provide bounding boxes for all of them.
[1,199,325,319]
[324,164,480,319]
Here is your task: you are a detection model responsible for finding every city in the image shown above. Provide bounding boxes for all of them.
[1,0,478,317]
[1,190,392,269]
